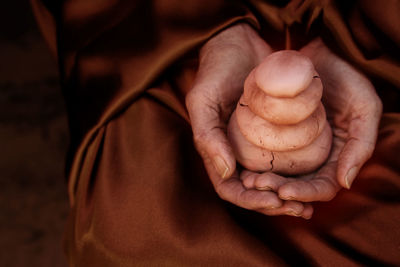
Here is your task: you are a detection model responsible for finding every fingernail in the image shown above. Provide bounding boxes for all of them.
[345,166,359,189]
[286,210,301,217]
[256,186,273,191]
[279,195,295,200]
[268,202,282,209]
[212,155,229,179]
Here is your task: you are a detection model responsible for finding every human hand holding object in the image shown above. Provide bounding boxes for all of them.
[186,24,381,218]
[186,23,314,218]
[228,50,332,176]
[241,38,382,203]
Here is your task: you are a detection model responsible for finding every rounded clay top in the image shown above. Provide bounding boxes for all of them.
[254,50,315,98]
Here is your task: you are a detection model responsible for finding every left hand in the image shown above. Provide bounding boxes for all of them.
[241,38,383,204]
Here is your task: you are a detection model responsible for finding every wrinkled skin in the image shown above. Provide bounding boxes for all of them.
[185,23,382,219]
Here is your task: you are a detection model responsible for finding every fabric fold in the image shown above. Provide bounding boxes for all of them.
[30,0,400,265]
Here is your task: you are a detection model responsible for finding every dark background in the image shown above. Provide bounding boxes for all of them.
[0,1,69,266]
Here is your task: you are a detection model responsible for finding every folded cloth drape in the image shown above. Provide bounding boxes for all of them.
[31,0,400,265]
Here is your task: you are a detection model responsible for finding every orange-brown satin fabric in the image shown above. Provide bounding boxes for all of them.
[32,0,259,200]
[31,0,400,266]
[64,95,400,266]
[248,0,400,89]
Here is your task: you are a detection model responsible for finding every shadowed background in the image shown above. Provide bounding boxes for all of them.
[0,1,69,266]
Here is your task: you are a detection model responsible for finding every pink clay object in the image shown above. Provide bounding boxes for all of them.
[227,50,332,175]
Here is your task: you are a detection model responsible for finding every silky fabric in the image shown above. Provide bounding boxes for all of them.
[31,0,400,266]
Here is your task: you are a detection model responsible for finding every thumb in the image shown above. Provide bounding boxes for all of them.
[186,89,236,179]
[337,99,382,189]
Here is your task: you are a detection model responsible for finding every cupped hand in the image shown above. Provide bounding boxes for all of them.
[241,38,383,203]
[186,23,313,218]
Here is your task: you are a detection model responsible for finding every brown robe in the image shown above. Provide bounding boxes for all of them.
[31,0,400,265]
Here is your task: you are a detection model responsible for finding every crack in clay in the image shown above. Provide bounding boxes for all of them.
[270,152,275,171]
[239,103,248,107]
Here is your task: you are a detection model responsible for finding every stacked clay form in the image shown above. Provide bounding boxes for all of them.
[227,50,332,175]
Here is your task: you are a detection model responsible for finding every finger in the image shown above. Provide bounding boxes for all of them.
[258,200,313,219]
[240,171,314,218]
[259,200,304,216]
[278,161,340,202]
[217,176,283,210]
[205,162,283,210]
[240,170,258,189]
[254,172,297,192]
[301,203,314,219]
[337,99,382,189]
[240,171,296,191]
